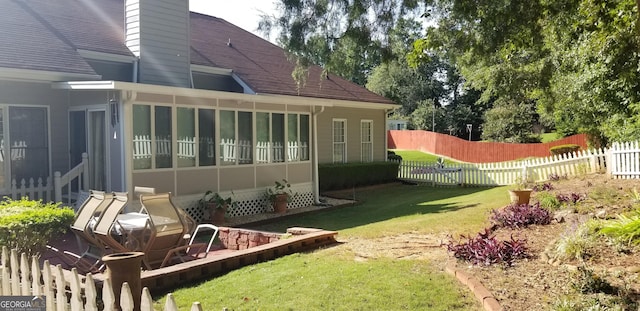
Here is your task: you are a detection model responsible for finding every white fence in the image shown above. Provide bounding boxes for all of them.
[134,135,309,164]
[0,248,202,311]
[397,148,608,186]
[607,141,640,179]
[0,154,89,204]
[0,140,28,162]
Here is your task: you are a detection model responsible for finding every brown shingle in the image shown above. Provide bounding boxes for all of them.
[3,0,394,104]
[0,0,96,75]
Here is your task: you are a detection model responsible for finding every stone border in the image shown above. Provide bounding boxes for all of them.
[445,264,503,311]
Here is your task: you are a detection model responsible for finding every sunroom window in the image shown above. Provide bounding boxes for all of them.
[220,110,253,165]
[132,104,173,169]
[288,114,310,161]
[256,112,285,163]
[198,109,215,166]
[177,107,195,168]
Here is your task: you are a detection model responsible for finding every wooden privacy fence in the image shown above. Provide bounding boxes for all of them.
[0,248,202,311]
[396,148,608,186]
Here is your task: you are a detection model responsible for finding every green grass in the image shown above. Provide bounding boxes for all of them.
[540,132,559,143]
[255,184,506,238]
[155,185,510,310]
[164,253,474,310]
[391,150,459,164]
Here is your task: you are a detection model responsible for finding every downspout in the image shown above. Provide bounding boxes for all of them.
[132,58,139,83]
[385,108,392,161]
[312,105,325,204]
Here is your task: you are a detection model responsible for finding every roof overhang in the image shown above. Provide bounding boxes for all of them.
[0,67,101,83]
[52,80,399,109]
[77,49,137,63]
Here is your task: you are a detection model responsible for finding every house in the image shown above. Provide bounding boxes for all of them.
[0,0,397,221]
[387,119,408,130]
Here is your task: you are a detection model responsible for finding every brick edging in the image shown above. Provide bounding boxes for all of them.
[445,264,503,311]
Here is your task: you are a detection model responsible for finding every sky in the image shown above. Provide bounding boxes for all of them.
[189,0,278,38]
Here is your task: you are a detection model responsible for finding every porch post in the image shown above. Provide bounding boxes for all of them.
[312,106,325,204]
[81,152,89,191]
[53,172,62,202]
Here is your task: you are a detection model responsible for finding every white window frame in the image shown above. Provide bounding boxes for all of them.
[361,120,373,162]
[332,119,347,163]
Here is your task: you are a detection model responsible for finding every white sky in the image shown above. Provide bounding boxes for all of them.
[189,1,278,38]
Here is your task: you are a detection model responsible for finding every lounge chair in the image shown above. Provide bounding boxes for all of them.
[139,193,191,269]
[66,190,115,272]
[92,192,133,253]
[159,223,219,268]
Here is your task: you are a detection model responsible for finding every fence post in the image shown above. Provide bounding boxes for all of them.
[82,152,90,191]
[605,146,613,178]
[521,164,529,183]
[53,172,62,203]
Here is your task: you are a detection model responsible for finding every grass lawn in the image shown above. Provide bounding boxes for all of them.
[156,184,510,310]
[540,132,559,143]
[390,150,459,164]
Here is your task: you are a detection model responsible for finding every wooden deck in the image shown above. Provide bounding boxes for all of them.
[44,226,338,292]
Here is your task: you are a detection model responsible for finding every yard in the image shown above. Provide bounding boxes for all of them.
[154,184,508,310]
[154,171,640,310]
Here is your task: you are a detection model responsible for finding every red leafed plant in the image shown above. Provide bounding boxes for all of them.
[446,228,529,266]
[490,202,552,229]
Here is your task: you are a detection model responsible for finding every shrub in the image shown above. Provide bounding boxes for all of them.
[536,192,561,210]
[556,192,586,205]
[600,211,640,246]
[387,150,402,161]
[589,185,620,205]
[446,228,529,266]
[490,202,552,229]
[548,172,568,181]
[0,197,74,255]
[570,266,616,295]
[532,182,554,192]
[550,144,580,156]
[319,161,400,191]
[553,220,601,261]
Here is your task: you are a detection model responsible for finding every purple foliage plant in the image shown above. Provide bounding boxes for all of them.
[490,202,552,229]
[446,228,529,266]
[556,192,586,204]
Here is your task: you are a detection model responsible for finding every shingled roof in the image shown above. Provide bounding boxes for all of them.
[0,0,393,104]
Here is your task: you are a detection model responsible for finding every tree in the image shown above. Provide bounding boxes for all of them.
[481,100,541,143]
[259,0,424,85]
[412,0,640,144]
[538,0,640,145]
[443,87,485,140]
[409,99,446,131]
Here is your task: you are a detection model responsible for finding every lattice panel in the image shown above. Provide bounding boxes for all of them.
[172,183,314,223]
[172,194,206,223]
[227,183,314,218]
